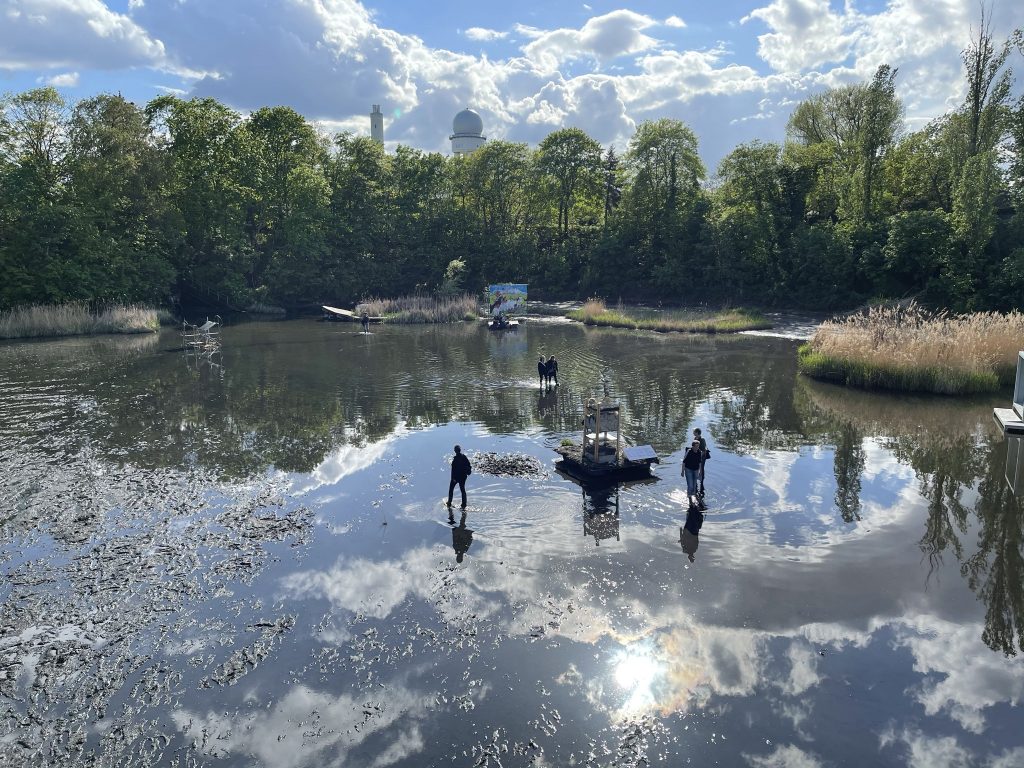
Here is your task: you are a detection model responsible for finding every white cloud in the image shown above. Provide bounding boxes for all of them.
[664,15,686,29]
[879,727,973,768]
[172,683,431,768]
[742,0,854,72]
[0,0,166,71]
[522,10,661,70]
[6,0,1021,173]
[991,748,1024,768]
[41,71,79,87]
[744,744,824,768]
[464,27,506,42]
[892,615,1024,734]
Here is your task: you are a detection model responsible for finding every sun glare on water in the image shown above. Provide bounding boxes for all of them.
[612,643,665,713]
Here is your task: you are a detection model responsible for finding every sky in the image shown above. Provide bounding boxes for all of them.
[2,0,1023,170]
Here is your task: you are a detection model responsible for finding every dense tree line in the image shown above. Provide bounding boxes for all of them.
[1,22,1022,312]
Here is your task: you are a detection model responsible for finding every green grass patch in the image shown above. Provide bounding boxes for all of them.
[0,302,161,339]
[797,343,1003,395]
[798,302,1023,395]
[566,299,770,334]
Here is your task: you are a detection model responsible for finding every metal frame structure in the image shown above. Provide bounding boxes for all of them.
[583,398,621,466]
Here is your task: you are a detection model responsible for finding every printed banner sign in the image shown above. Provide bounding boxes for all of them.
[485,284,527,316]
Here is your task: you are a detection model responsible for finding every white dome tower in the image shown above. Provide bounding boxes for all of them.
[450,108,486,155]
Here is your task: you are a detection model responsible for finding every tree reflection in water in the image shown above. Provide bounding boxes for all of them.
[800,378,1024,657]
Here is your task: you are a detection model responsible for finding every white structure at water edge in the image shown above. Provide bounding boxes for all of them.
[993,351,1024,493]
[370,105,384,144]
[450,108,486,155]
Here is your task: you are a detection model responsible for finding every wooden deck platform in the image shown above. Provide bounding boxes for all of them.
[553,444,657,483]
[994,407,1024,436]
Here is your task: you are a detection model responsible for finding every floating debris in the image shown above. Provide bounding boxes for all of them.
[470,452,545,477]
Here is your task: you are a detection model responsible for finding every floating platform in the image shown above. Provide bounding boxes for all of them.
[993,351,1024,436]
[994,408,1024,436]
[487,319,520,330]
[553,444,658,484]
[322,305,383,323]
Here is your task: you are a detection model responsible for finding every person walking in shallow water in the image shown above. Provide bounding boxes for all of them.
[682,440,702,500]
[361,311,369,333]
[538,355,547,388]
[447,445,472,509]
[693,427,708,490]
[546,355,559,386]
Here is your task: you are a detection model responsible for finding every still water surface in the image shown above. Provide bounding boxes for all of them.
[1,319,1022,767]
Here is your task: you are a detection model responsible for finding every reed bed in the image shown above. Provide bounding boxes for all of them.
[0,302,161,339]
[356,293,478,324]
[566,298,770,334]
[798,302,1024,394]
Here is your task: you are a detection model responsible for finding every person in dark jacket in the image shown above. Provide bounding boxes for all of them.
[682,440,702,499]
[538,354,547,388]
[447,444,472,508]
[546,355,559,386]
[361,311,369,332]
[693,427,708,489]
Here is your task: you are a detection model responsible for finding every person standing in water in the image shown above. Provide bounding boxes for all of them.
[693,428,708,489]
[447,445,472,509]
[538,355,547,388]
[682,440,702,500]
[546,355,559,386]
[361,311,369,333]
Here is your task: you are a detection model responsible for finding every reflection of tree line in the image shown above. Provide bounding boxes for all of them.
[11,326,808,479]
[798,378,1024,657]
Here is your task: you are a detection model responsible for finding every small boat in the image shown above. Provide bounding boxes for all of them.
[322,305,383,323]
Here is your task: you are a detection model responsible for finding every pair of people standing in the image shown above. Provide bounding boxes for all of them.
[537,355,559,388]
[681,428,709,500]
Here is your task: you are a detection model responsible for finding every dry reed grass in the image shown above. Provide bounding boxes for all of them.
[799,302,1024,394]
[567,298,770,334]
[356,293,479,324]
[0,302,161,340]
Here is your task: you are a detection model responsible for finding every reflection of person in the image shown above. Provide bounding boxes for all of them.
[538,354,547,388]
[679,528,698,562]
[538,386,556,416]
[361,311,369,332]
[447,445,472,509]
[682,440,702,499]
[450,509,474,563]
[546,355,559,386]
[679,504,704,563]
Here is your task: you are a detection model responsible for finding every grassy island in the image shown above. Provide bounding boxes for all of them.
[355,294,478,324]
[798,303,1024,395]
[0,302,163,340]
[566,299,771,334]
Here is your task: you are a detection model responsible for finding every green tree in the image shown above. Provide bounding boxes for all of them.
[144,96,249,301]
[0,87,73,307]
[602,146,622,227]
[536,127,602,237]
[239,106,330,299]
[615,119,705,296]
[66,94,175,303]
